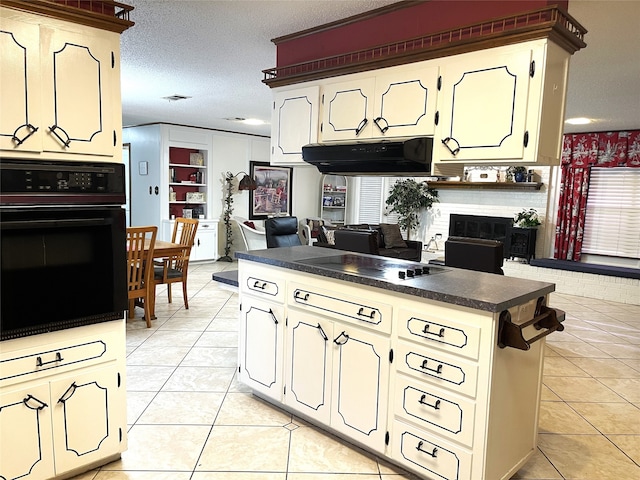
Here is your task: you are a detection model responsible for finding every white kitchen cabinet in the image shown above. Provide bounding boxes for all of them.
[270,85,320,166]
[237,256,555,480]
[320,65,439,141]
[162,219,219,261]
[0,8,121,161]
[433,39,570,168]
[239,295,285,402]
[285,309,390,452]
[0,321,126,480]
[284,313,333,425]
[238,264,286,402]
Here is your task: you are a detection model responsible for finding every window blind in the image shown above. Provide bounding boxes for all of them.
[582,167,640,259]
[356,177,384,224]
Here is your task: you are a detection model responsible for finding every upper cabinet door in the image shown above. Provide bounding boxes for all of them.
[0,14,43,153]
[40,26,117,157]
[321,78,376,141]
[436,47,534,162]
[271,85,320,166]
[371,66,439,138]
[320,67,439,142]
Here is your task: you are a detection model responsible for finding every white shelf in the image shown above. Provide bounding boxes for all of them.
[170,182,206,187]
[169,163,206,169]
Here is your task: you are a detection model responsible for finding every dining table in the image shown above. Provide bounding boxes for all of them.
[144,238,183,320]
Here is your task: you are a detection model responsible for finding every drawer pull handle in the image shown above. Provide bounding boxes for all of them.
[317,323,328,341]
[333,331,350,345]
[36,352,63,367]
[423,324,445,337]
[23,394,48,411]
[419,394,441,410]
[253,280,268,290]
[294,291,310,301]
[416,441,438,458]
[12,123,39,146]
[420,359,443,374]
[58,382,77,403]
[357,307,375,319]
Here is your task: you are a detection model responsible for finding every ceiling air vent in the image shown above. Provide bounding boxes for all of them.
[162,94,191,102]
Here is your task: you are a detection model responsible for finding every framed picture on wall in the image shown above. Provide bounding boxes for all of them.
[249,161,293,220]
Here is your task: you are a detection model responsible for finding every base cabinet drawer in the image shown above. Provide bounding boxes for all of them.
[391,420,472,480]
[394,375,476,448]
[396,341,479,398]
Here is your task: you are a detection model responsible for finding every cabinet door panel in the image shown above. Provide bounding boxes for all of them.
[321,78,375,141]
[0,383,55,480]
[51,365,123,474]
[373,67,438,137]
[40,26,115,156]
[271,86,319,165]
[239,297,285,401]
[331,326,389,452]
[437,48,532,161]
[285,314,332,424]
[0,15,43,153]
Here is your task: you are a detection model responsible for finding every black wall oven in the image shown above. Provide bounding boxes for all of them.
[1,159,127,341]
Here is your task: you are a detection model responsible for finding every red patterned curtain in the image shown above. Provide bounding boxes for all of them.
[554,130,640,261]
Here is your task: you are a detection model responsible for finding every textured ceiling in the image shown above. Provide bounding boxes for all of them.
[119,0,640,138]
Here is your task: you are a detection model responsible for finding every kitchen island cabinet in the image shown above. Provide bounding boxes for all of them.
[236,246,563,480]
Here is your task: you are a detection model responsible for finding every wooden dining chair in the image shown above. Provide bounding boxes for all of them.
[126,226,157,327]
[151,218,199,312]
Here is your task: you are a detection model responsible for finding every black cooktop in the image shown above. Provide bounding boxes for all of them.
[296,254,447,283]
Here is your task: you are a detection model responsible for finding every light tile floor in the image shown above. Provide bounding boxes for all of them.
[74,261,640,480]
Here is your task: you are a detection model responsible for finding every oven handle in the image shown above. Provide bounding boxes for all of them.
[1,217,111,229]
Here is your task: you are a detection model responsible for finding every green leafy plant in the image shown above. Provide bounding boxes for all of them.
[385,179,438,239]
[514,208,542,227]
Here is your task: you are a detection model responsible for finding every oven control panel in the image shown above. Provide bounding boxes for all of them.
[0,160,125,204]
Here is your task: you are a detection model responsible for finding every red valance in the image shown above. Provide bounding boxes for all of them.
[562,130,640,168]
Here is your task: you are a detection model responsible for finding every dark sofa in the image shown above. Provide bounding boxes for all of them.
[316,224,422,262]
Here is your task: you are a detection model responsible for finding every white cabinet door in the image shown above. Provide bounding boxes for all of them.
[436,47,534,162]
[239,296,285,401]
[0,382,55,480]
[330,324,389,453]
[271,85,320,166]
[321,78,376,141]
[320,66,439,142]
[191,220,218,261]
[40,25,118,157]
[51,365,124,475]
[284,312,333,425]
[0,13,42,153]
[371,66,439,138]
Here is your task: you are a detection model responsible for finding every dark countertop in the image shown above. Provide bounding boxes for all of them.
[235,246,555,313]
[212,270,238,287]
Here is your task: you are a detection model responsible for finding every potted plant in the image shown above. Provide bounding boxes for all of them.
[514,208,542,227]
[507,166,528,182]
[385,179,438,239]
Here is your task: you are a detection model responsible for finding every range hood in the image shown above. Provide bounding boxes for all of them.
[301,137,433,176]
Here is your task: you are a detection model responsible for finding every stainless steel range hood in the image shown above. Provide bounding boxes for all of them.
[301,137,433,176]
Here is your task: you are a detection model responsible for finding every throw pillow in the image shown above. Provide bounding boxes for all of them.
[379,223,407,249]
[243,221,256,230]
[320,225,337,245]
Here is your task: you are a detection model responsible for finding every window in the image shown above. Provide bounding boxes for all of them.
[582,167,640,259]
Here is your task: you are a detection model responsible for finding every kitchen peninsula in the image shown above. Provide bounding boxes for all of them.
[235,246,563,480]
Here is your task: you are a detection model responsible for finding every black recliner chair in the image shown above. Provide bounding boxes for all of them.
[265,216,302,248]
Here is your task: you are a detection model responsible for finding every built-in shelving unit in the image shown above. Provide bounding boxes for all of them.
[168,147,208,219]
[321,174,348,225]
